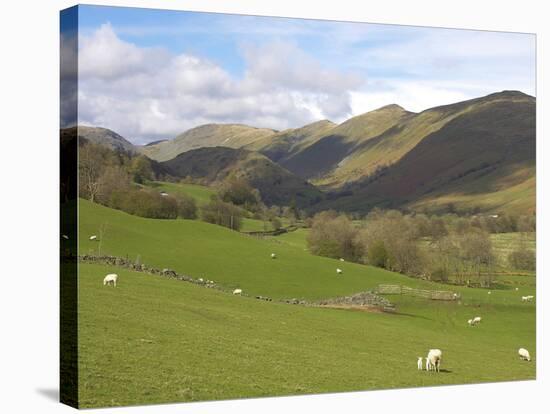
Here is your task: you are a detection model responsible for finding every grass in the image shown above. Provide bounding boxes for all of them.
[144,181,216,206]
[78,263,535,408]
[77,200,536,407]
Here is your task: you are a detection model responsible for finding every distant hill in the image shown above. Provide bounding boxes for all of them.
[141,124,277,162]
[143,139,167,147]
[161,147,323,208]
[72,125,138,154]
[314,91,535,214]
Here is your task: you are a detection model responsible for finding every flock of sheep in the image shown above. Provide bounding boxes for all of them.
[97,246,534,370]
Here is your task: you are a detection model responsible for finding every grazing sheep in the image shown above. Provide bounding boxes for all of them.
[427,349,442,372]
[522,295,534,302]
[425,357,431,371]
[336,268,343,275]
[518,348,531,361]
[198,278,204,283]
[417,357,423,370]
[473,316,482,325]
[515,287,519,291]
[233,288,242,295]
[103,273,118,287]
[340,258,345,262]
[488,291,492,295]
[271,253,277,259]
[89,235,97,241]
[468,319,474,326]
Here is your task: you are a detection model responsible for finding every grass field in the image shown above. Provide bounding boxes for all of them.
[77,200,536,407]
[145,181,216,205]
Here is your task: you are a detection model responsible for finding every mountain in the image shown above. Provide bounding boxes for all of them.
[276,104,414,182]
[160,147,323,208]
[73,126,138,154]
[314,91,535,214]
[141,124,277,162]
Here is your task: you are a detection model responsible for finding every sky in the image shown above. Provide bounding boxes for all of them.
[63,5,536,144]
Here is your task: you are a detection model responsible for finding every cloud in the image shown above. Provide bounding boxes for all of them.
[77,24,363,143]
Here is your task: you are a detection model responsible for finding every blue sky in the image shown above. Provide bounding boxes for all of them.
[70,4,536,144]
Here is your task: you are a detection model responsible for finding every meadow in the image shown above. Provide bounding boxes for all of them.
[77,200,536,407]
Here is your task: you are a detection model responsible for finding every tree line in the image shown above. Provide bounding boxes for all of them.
[306,209,535,286]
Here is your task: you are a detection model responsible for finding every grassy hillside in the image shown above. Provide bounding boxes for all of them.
[141,124,276,162]
[160,147,323,208]
[315,91,535,214]
[79,262,535,407]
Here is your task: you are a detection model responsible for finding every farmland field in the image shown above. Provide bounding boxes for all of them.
[77,200,536,407]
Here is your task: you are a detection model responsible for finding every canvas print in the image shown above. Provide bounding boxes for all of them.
[60,4,536,408]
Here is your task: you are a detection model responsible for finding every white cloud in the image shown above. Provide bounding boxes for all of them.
[77,24,363,143]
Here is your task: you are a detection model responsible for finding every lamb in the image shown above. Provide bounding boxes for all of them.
[89,235,97,241]
[417,357,423,370]
[103,273,118,287]
[518,348,531,361]
[336,268,343,275]
[472,316,482,325]
[427,349,442,372]
[233,288,242,295]
[271,253,277,259]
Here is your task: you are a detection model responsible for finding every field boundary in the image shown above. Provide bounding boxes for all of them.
[375,284,460,301]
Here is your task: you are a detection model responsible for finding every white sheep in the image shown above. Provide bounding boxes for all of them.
[468,319,474,326]
[425,357,431,371]
[340,258,345,262]
[103,273,118,287]
[473,316,482,325]
[515,287,519,291]
[488,291,492,295]
[427,349,442,372]
[521,295,534,302]
[417,357,423,370]
[336,268,343,275]
[62,234,69,240]
[89,235,97,241]
[518,348,531,362]
[233,288,242,295]
[198,278,204,283]
[271,253,277,259]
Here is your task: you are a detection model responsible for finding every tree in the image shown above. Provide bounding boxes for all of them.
[200,198,243,230]
[129,155,153,184]
[306,211,361,261]
[96,165,131,206]
[218,177,261,210]
[174,193,197,219]
[79,143,106,203]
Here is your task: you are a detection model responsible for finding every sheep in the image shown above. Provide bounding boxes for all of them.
[468,319,474,326]
[515,287,519,291]
[518,348,531,362]
[522,295,534,302]
[103,273,118,287]
[62,234,69,240]
[473,316,482,325]
[340,258,345,262]
[488,291,492,295]
[198,278,204,283]
[417,357,423,370]
[89,235,97,241]
[427,349,442,372]
[336,268,343,275]
[271,253,277,259]
[233,288,242,295]
[425,357,431,371]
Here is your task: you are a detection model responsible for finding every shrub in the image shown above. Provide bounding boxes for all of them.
[200,198,243,230]
[508,248,536,271]
[174,193,197,219]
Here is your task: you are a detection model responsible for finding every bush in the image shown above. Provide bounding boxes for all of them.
[200,198,243,230]
[508,248,536,271]
[110,188,178,219]
[366,240,388,268]
[306,211,362,261]
[174,193,197,219]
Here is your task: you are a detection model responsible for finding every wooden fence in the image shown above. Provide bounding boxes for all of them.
[376,284,459,301]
